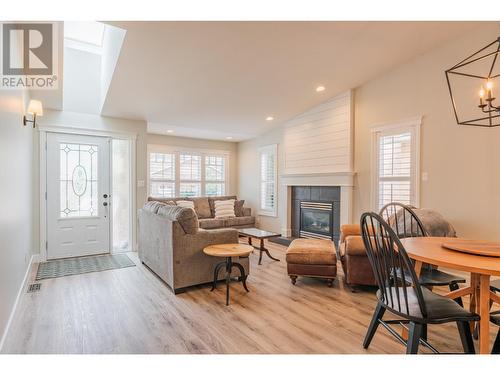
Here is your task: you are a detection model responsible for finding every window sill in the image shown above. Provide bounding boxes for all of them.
[259,210,277,218]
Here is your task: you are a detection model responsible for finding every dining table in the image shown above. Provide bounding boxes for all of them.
[401,236,500,354]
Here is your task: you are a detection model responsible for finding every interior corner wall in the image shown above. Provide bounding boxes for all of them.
[354,23,500,240]
[0,88,35,347]
[237,127,284,234]
[147,134,239,196]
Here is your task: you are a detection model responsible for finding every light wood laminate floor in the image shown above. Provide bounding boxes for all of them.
[2,240,498,354]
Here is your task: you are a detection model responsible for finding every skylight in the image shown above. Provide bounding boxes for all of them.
[64,21,105,47]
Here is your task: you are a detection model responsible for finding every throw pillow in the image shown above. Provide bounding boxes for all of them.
[208,196,237,217]
[194,198,212,219]
[143,201,166,214]
[214,199,236,219]
[234,200,245,217]
[176,200,196,211]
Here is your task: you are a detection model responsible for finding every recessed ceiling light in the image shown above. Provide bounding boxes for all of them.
[316,85,326,92]
[266,116,274,121]
[166,130,174,133]
[226,136,233,140]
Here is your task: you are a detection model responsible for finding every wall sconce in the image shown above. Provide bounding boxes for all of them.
[23,100,43,128]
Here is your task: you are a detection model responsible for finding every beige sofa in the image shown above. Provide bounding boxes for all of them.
[138,201,249,294]
[148,195,255,230]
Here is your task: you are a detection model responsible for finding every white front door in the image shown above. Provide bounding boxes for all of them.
[46,133,111,259]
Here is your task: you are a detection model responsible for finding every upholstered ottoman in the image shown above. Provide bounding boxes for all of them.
[286,238,337,287]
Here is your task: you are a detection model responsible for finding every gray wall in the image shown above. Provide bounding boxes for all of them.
[0,88,35,346]
[354,23,500,240]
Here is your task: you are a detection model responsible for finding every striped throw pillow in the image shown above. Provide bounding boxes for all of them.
[214,199,236,219]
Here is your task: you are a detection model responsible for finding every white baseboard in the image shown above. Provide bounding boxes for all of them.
[0,254,36,352]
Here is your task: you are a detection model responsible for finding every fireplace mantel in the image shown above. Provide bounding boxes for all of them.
[279,172,356,238]
[281,172,355,187]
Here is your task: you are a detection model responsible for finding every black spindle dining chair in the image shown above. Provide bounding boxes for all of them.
[490,312,500,354]
[360,212,479,354]
[379,203,466,300]
[488,280,500,353]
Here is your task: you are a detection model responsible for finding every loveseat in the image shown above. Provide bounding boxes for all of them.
[138,201,249,294]
[148,195,255,230]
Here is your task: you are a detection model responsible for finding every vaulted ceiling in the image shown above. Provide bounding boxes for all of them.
[50,22,490,141]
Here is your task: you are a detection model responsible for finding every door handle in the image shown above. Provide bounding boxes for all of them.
[103,194,109,199]
[103,202,108,207]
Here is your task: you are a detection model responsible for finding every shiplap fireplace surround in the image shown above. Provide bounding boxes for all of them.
[278,91,355,237]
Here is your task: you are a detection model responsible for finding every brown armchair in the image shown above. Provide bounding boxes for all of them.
[339,224,377,288]
[340,205,461,290]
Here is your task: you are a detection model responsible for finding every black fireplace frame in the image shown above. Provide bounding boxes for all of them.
[299,201,334,240]
[291,186,341,244]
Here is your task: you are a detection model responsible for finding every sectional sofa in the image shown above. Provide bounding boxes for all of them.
[147,195,255,229]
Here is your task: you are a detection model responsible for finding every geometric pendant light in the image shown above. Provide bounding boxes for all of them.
[445,36,500,127]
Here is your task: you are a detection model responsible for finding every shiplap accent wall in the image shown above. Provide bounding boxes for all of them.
[283,91,353,175]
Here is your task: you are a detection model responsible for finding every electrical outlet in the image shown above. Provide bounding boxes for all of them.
[422,172,428,182]
[137,180,145,188]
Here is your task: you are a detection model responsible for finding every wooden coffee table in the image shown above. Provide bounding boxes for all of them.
[238,228,281,265]
[203,243,253,306]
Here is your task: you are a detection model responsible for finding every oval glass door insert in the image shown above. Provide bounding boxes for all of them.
[72,165,88,196]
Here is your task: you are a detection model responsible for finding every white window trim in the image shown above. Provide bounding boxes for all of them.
[147,144,230,198]
[370,117,421,211]
[259,144,278,217]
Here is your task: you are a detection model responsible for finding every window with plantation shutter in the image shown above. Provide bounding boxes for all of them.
[148,145,229,198]
[205,155,226,196]
[149,152,176,198]
[259,144,278,216]
[179,153,202,197]
[372,119,420,211]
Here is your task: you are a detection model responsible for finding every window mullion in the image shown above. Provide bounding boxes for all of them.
[175,151,180,196]
[201,154,206,196]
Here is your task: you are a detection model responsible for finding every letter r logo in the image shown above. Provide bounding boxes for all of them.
[2,23,53,75]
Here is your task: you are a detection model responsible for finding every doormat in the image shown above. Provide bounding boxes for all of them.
[36,254,135,280]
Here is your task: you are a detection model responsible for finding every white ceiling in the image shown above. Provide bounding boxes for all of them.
[100,22,483,141]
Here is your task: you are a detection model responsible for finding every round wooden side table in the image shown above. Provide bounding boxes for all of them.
[203,244,253,306]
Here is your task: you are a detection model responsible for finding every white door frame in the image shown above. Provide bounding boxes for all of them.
[38,125,137,262]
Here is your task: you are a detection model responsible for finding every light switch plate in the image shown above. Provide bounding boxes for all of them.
[421,172,428,182]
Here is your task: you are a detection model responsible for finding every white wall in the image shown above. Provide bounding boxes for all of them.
[101,25,127,110]
[0,88,35,347]
[147,134,239,195]
[354,23,500,240]
[283,92,352,175]
[63,47,102,114]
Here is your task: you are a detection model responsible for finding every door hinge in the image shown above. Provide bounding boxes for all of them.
[45,241,48,250]
[45,192,47,200]
[45,141,47,150]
